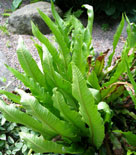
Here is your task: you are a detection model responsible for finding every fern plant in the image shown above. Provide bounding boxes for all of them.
[0,1,136,154]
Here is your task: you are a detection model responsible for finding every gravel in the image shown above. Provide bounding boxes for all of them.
[0,0,126,90]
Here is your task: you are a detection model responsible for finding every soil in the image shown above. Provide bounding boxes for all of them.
[0,0,126,90]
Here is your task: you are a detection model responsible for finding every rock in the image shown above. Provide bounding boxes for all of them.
[8,2,62,35]
[0,51,13,91]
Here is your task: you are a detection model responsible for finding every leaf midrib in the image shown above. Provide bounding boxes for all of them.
[58,96,79,128]
[24,137,47,152]
[19,48,38,82]
[0,103,44,134]
[58,97,84,131]
[18,48,44,86]
[29,101,72,139]
[39,10,68,70]
[76,75,94,145]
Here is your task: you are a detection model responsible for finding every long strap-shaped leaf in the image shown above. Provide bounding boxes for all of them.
[82,5,94,49]
[88,70,100,90]
[102,59,126,87]
[113,130,136,147]
[103,43,131,87]
[72,64,105,148]
[72,33,86,74]
[34,43,43,65]
[0,100,51,139]
[7,66,58,114]
[52,88,88,136]
[125,15,136,48]
[125,56,136,93]
[31,22,65,73]
[17,89,76,140]
[103,59,126,87]
[124,52,136,108]
[17,37,46,87]
[31,21,58,59]
[51,0,70,48]
[42,45,72,95]
[20,132,82,154]
[0,90,20,103]
[107,14,125,68]
[6,65,51,103]
[38,9,71,70]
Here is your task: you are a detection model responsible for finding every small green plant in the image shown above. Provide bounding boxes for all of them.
[101,23,110,31]
[0,109,48,155]
[1,13,11,17]
[6,41,11,48]
[0,1,136,154]
[0,87,46,155]
[11,0,22,11]
[0,112,28,155]
[0,24,9,36]
[0,77,6,84]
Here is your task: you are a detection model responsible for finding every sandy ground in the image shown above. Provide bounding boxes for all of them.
[0,0,126,89]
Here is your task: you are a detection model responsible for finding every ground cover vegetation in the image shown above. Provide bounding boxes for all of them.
[0,1,136,154]
[0,112,29,155]
[0,82,44,155]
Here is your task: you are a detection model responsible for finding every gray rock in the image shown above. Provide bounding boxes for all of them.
[8,2,62,35]
[0,51,13,90]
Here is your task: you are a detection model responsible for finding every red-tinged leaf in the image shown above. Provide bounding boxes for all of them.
[94,49,109,77]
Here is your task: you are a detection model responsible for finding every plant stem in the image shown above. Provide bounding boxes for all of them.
[28,149,32,155]
[105,134,112,155]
